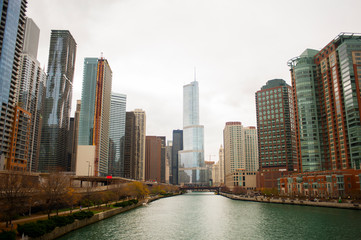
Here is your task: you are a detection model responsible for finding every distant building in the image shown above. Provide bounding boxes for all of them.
[66,100,80,173]
[124,109,146,180]
[205,161,214,186]
[223,122,258,190]
[171,129,183,185]
[255,79,297,189]
[179,80,206,185]
[145,136,162,182]
[0,0,27,170]
[77,57,112,176]
[108,93,127,177]
[166,141,172,184]
[38,30,77,172]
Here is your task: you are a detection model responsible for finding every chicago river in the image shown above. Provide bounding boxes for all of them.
[59,192,361,239]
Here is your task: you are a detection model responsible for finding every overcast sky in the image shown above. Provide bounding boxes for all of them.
[27,0,361,162]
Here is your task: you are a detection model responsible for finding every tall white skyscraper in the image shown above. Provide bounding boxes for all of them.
[178,80,206,185]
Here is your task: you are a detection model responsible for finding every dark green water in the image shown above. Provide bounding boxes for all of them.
[59,192,361,240]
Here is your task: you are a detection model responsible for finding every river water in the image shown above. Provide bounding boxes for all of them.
[59,192,361,239]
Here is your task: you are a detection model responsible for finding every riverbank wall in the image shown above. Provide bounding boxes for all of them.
[28,196,163,240]
[220,192,361,210]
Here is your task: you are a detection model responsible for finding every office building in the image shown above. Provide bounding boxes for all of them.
[108,93,127,177]
[0,0,27,170]
[179,80,206,185]
[38,30,77,172]
[255,79,297,188]
[171,129,183,185]
[124,109,146,180]
[145,136,162,182]
[77,57,112,176]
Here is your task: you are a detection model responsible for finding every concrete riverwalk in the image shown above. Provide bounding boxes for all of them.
[220,192,361,210]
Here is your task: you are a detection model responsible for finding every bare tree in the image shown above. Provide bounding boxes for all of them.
[39,172,71,218]
[0,171,37,227]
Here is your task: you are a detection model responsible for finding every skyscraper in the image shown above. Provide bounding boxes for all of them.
[255,79,297,188]
[178,80,206,185]
[288,33,361,172]
[223,122,258,190]
[171,129,183,185]
[17,18,46,172]
[93,58,112,176]
[108,93,126,177]
[38,30,77,172]
[279,33,361,197]
[124,109,146,180]
[77,57,112,176]
[145,136,162,182]
[0,0,27,169]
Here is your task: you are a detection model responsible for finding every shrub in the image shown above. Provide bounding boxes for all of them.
[72,211,94,220]
[17,222,46,238]
[50,215,75,227]
[0,230,16,240]
[113,199,138,208]
[36,219,56,233]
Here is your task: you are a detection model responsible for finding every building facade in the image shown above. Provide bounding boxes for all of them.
[38,30,77,172]
[288,33,361,172]
[223,122,258,190]
[179,81,206,185]
[108,93,127,177]
[124,109,146,180]
[0,0,27,170]
[255,79,297,188]
[171,129,183,185]
[77,57,112,176]
[145,136,162,182]
[17,18,46,172]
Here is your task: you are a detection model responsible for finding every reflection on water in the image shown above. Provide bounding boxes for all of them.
[59,192,361,240]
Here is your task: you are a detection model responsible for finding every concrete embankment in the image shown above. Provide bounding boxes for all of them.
[220,192,361,210]
[28,196,163,240]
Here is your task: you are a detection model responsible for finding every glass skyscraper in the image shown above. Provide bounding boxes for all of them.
[0,0,27,167]
[78,58,98,145]
[288,33,361,172]
[108,93,126,177]
[78,57,112,176]
[179,80,206,185]
[38,30,77,172]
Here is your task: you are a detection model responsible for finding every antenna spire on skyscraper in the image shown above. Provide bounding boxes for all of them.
[194,66,197,82]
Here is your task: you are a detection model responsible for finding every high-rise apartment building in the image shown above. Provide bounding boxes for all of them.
[124,109,146,180]
[108,93,126,177]
[223,122,258,190]
[0,0,27,170]
[38,30,77,172]
[279,33,361,197]
[77,57,112,176]
[17,18,46,172]
[288,33,361,172]
[255,79,297,188]
[179,81,206,185]
[171,129,183,185]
